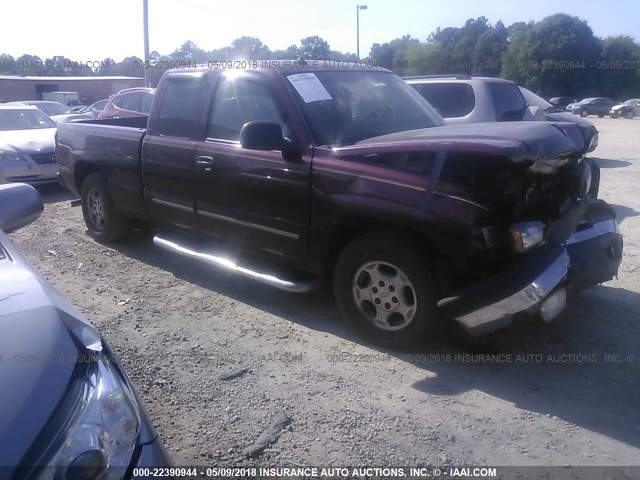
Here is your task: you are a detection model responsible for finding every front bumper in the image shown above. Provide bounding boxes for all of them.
[0,158,58,185]
[130,438,173,479]
[439,202,623,336]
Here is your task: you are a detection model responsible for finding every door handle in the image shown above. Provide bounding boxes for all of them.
[195,156,214,170]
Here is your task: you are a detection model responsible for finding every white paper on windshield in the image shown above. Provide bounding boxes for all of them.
[287,73,332,103]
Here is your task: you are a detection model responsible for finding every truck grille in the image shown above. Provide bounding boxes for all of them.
[30,153,58,165]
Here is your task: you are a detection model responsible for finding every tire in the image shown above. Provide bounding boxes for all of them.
[580,110,589,117]
[80,173,129,242]
[333,233,440,348]
[598,113,605,118]
[626,111,635,119]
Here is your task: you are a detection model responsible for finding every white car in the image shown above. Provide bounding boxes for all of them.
[0,105,58,184]
[7,101,91,124]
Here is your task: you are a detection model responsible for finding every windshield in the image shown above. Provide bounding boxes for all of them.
[518,86,553,110]
[624,99,640,106]
[579,98,596,105]
[34,102,74,116]
[0,109,57,130]
[286,70,443,146]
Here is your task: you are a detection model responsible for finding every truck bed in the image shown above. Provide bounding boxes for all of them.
[56,116,149,219]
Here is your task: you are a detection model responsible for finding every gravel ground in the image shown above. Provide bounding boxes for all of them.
[8,117,640,468]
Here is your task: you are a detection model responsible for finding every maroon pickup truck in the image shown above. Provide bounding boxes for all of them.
[55,62,622,347]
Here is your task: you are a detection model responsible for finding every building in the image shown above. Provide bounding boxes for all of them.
[0,76,146,104]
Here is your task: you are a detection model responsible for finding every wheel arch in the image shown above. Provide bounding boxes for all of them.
[74,161,103,192]
[320,214,454,296]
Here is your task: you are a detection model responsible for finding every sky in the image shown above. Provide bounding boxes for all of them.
[1,0,638,62]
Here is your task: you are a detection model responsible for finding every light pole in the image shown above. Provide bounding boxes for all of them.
[143,0,150,86]
[356,4,367,60]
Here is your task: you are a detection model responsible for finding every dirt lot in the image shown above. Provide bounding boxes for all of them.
[9,117,640,469]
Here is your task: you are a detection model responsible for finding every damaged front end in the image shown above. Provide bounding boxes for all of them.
[428,122,623,335]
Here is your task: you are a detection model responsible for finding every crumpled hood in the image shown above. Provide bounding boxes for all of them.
[351,121,594,173]
[0,128,56,153]
[0,229,101,471]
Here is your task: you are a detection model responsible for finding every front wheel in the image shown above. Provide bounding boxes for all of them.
[626,111,635,119]
[81,173,129,242]
[598,113,605,118]
[333,233,441,347]
[580,110,589,117]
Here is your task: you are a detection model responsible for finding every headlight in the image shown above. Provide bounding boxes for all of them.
[0,149,30,162]
[37,352,140,480]
[579,161,592,197]
[510,221,546,253]
[587,131,599,152]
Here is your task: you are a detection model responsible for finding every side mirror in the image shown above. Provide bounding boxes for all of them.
[0,183,44,233]
[240,121,289,151]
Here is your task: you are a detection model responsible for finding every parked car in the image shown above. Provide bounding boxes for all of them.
[7,100,92,123]
[609,98,640,119]
[404,74,541,124]
[566,97,616,117]
[548,97,577,109]
[0,183,171,478]
[0,105,58,185]
[56,63,622,347]
[518,86,599,152]
[79,99,109,119]
[98,88,155,119]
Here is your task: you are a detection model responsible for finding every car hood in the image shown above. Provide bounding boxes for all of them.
[349,121,593,173]
[0,229,102,471]
[544,111,595,127]
[0,128,56,153]
[610,104,625,111]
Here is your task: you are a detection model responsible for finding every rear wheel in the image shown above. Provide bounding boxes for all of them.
[81,173,129,242]
[580,110,589,117]
[333,233,440,347]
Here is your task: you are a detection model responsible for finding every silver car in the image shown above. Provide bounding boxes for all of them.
[6,101,92,124]
[0,105,58,185]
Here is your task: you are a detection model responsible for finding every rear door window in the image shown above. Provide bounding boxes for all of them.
[155,76,206,138]
[415,83,475,118]
[488,83,527,121]
[119,93,142,112]
[140,93,153,114]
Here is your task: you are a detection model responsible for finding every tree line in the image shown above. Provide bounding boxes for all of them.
[1,13,639,99]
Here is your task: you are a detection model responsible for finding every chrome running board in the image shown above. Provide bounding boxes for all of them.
[153,236,324,293]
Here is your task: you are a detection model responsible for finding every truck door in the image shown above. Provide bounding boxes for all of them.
[194,71,311,262]
[142,73,207,231]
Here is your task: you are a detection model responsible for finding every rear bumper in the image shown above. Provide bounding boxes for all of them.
[439,203,623,336]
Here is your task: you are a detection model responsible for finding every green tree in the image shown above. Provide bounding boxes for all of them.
[501,14,601,97]
[597,36,640,98]
[369,43,396,70]
[0,54,16,74]
[115,56,144,77]
[271,45,299,59]
[229,37,271,59]
[15,54,47,75]
[171,40,206,63]
[299,36,331,60]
